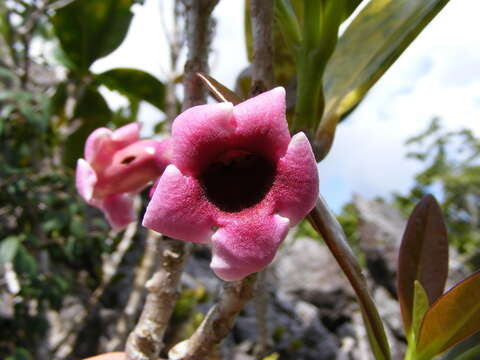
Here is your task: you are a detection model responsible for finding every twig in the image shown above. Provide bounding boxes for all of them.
[106,231,159,352]
[164,0,186,128]
[125,235,188,360]
[182,0,219,110]
[249,0,274,95]
[168,274,258,360]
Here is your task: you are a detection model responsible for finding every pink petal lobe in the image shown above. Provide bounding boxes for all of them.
[273,132,319,225]
[101,193,136,231]
[232,87,290,160]
[76,159,97,202]
[172,102,234,175]
[143,165,216,243]
[111,122,140,147]
[85,128,113,165]
[94,140,168,196]
[210,214,290,281]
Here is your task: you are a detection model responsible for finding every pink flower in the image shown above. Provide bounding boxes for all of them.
[76,123,171,230]
[143,87,319,281]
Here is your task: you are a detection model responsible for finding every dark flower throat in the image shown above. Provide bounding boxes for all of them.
[199,151,275,212]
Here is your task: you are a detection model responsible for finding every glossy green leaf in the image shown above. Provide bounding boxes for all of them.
[321,0,449,130]
[397,194,449,334]
[62,87,112,167]
[96,68,166,111]
[0,236,20,265]
[309,196,391,360]
[411,280,429,341]
[52,0,135,71]
[14,244,38,277]
[416,272,480,360]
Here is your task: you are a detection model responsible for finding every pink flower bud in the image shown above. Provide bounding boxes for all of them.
[76,123,171,230]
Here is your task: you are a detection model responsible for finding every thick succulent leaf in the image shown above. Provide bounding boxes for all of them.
[416,272,480,360]
[62,87,112,167]
[96,68,166,111]
[397,194,449,334]
[322,0,449,125]
[52,0,135,71]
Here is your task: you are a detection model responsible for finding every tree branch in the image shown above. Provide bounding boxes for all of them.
[106,230,159,352]
[168,274,257,360]
[182,0,219,109]
[249,0,274,95]
[126,235,188,360]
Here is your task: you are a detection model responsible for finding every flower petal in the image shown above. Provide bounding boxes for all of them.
[172,102,234,175]
[76,159,97,202]
[85,123,140,167]
[94,140,169,197]
[210,214,290,281]
[232,87,291,160]
[101,193,136,231]
[273,132,319,225]
[85,127,113,164]
[143,165,216,243]
[111,122,140,147]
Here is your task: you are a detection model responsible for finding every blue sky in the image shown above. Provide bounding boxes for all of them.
[93,0,480,213]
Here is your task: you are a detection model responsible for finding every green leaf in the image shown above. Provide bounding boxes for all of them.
[320,0,449,152]
[6,348,32,360]
[397,194,449,334]
[0,236,20,265]
[96,68,166,111]
[14,245,38,278]
[441,334,480,360]
[52,0,135,71]
[62,87,112,167]
[451,344,480,360]
[411,280,430,341]
[416,272,480,360]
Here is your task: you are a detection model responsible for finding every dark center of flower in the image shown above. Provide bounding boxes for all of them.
[121,155,136,165]
[199,150,276,213]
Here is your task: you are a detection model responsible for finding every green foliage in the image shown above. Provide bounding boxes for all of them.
[52,0,137,71]
[0,1,164,357]
[97,68,167,111]
[394,119,480,256]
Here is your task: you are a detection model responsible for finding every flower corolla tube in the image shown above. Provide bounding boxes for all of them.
[143,87,319,281]
[76,123,171,230]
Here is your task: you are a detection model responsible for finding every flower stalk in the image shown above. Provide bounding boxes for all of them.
[307,195,391,360]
